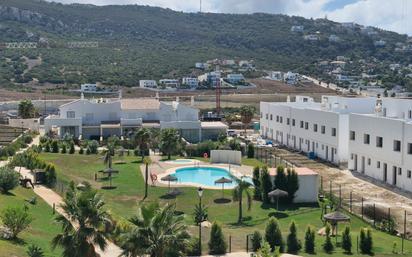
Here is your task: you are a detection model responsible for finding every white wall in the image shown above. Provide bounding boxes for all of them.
[295,175,319,203]
[210,150,242,165]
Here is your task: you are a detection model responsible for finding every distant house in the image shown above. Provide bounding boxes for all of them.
[389,63,401,71]
[283,72,298,85]
[139,80,157,88]
[341,22,356,29]
[182,77,199,88]
[331,61,346,68]
[303,34,319,41]
[268,71,283,81]
[195,62,208,69]
[291,25,304,32]
[374,40,386,47]
[198,71,221,87]
[329,35,340,42]
[361,26,378,36]
[222,59,236,66]
[81,84,97,92]
[159,79,179,88]
[227,74,245,84]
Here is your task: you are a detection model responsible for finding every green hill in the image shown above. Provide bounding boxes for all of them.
[0,0,410,87]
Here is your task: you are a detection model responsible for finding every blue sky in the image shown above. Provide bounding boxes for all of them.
[46,0,412,35]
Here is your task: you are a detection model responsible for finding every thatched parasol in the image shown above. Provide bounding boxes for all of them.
[268,189,289,211]
[161,174,178,191]
[214,177,233,199]
[324,210,350,241]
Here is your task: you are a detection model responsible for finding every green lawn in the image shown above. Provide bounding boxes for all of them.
[0,187,62,257]
[39,153,412,256]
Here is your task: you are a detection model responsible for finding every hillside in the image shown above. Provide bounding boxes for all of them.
[0,0,410,88]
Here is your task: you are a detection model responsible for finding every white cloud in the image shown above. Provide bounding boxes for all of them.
[45,0,412,35]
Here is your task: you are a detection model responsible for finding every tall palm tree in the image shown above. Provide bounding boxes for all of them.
[159,128,180,160]
[133,128,152,161]
[120,202,190,257]
[51,182,112,257]
[232,179,252,224]
[103,143,115,169]
[239,105,256,132]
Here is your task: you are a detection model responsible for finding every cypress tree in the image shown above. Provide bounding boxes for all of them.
[208,222,227,255]
[287,221,301,254]
[286,168,299,203]
[274,166,287,191]
[61,144,67,154]
[323,224,334,253]
[304,226,315,254]
[69,142,75,154]
[360,228,373,255]
[342,226,352,254]
[253,166,262,200]
[251,230,263,252]
[261,166,272,204]
[51,140,59,153]
[265,217,284,252]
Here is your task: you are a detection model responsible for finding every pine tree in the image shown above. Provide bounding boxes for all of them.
[253,166,262,200]
[287,221,301,254]
[251,230,263,252]
[323,224,334,253]
[274,166,287,191]
[342,226,352,254]
[360,228,373,255]
[208,222,227,255]
[44,143,50,152]
[265,217,284,252]
[247,144,255,158]
[51,140,59,153]
[69,143,75,154]
[61,144,67,154]
[79,147,84,154]
[261,166,272,204]
[286,168,299,203]
[304,226,315,254]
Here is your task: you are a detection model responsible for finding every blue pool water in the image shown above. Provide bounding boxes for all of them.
[172,166,253,187]
[170,159,194,163]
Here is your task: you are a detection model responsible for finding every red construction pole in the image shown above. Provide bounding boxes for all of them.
[216,79,221,116]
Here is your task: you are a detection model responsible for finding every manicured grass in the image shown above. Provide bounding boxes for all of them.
[0,187,62,257]
[39,153,412,256]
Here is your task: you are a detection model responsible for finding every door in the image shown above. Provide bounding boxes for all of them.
[361,156,365,174]
[354,154,358,171]
[393,166,397,185]
[312,142,315,152]
[383,163,387,182]
[331,148,335,163]
[325,146,329,161]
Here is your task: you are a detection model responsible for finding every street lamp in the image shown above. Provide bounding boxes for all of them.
[197,187,204,255]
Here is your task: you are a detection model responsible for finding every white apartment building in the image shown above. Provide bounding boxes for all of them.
[348,98,412,192]
[81,84,97,92]
[182,77,199,88]
[260,96,376,165]
[45,96,227,143]
[159,79,179,88]
[139,80,157,88]
[227,74,245,84]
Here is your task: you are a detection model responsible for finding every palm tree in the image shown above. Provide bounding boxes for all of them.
[51,182,112,257]
[239,105,256,132]
[159,128,180,160]
[232,179,252,224]
[103,143,115,169]
[120,202,190,257]
[133,128,152,161]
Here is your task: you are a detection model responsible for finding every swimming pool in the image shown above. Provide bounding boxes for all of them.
[165,159,197,164]
[171,166,253,188]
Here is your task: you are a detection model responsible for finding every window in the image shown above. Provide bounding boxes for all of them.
[266,114,268,120]
[321,126,326,134]
[350,131,356,140]
[300,121,304,128]
[280,117,283,123]
[67,111,75,118]
[305,122,309,130]
[292,119,295,126]
[314,124,318,132]
[287,118,290,125]
[271,114,274,121]
[376,136,383,148]
[408,143,412,154]
[260,112,263,118]
[409,110,412,119]
[351,154,354,160]
[331,128,336,137]
[368,158,371,165]
[364,134,370,144]
[398,168,402,175]
[393,140,401,152]
[377,161,381,169]
[408,170,411,179]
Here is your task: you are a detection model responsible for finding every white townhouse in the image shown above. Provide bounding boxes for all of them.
[181,77,199,88]
[139,80,157,88]
[260,96,376,165]
[348,98,412,192]
[81,84,97,92]
[45,96,227,143]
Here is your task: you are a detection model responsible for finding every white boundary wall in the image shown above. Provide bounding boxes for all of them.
[210,150,242,165]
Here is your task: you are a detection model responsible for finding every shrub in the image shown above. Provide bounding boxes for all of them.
[251,230,263,252]
[61,144,67,154]
[208,222,227,255]
[287,221,301,254]
[39,136,49,145]
[22,134,33,144]
[0,206,32,239]
[261,166,272,204]
[86,147,91,155]
[44,164,57,188]
[342,226,352,254]
[27,244,44,257]
[186,236,201,256]
[51,140,59,153]
[265,217,284,252]
[252,166,261,201]
[69,143,75,154]
[247,144,255,158]
[323,224,334,253]
[257,241,279,257]
[0,167,19,194]
[88,140,99,154]
[304,226,315,254]
[44,143,50,152]
[360,228,373,255]
[79,147,84,154]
